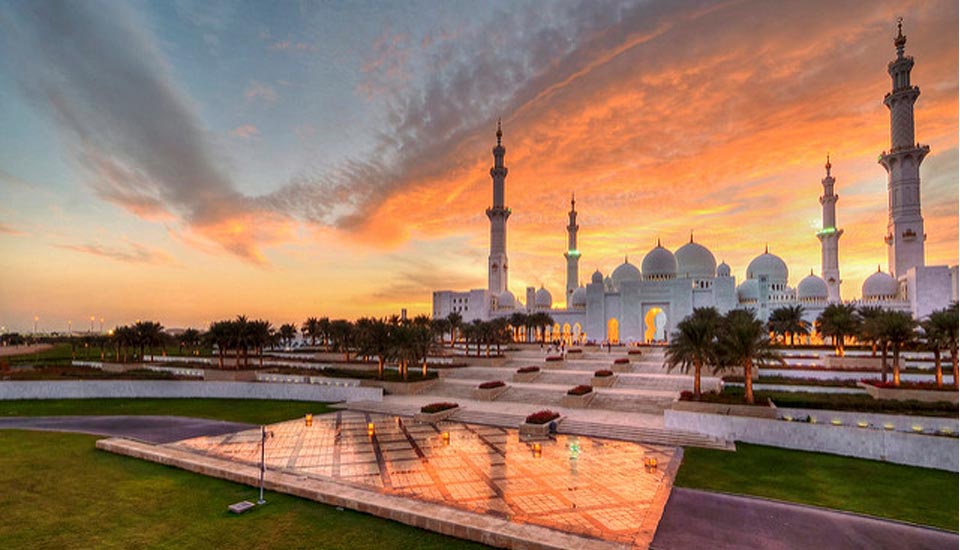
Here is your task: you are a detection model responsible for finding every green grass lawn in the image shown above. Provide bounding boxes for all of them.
[0,430,489,550]
[0,399,333,425]
[677,442,958,531]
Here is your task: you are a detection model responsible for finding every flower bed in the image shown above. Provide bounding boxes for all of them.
[628,349,643,355]
[613,358,630,364]
[567,348,582,354]
[860,380,952,391]
[420,402,459,414]
[413,402,460,423]
[568,384,593,395]
[525,410,560,424]
[545,355,564,362]
[474,380,509,401]
[592,370,617,388]
[561,385,596,408]
[722,375,858,388]
[513,366,541,383]
[611,357,632,373]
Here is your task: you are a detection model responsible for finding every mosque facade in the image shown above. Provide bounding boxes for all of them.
[432,23,958,344]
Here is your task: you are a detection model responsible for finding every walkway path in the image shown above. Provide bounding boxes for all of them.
[0,415,254,444]
[651,488,957,550]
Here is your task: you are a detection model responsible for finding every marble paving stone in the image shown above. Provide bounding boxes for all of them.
[168,411,676,548]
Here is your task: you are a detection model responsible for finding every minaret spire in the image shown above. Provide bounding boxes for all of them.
[818,154,843,302]
[879,18,928,278]
[564,192,581,306]
[487,120,510,295]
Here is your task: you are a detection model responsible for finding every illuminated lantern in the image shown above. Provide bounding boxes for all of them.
[305,413,313,427]
[367,422,375,436]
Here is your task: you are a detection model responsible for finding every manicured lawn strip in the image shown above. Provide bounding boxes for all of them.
[0,431,490,550]
[676,442,958,531]
[0,399,332,425]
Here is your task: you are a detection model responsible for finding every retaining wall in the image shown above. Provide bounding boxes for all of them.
[0,381,381,403]
[664,409,958,472]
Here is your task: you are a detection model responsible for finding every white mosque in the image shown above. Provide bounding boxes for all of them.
[432,22,958,344]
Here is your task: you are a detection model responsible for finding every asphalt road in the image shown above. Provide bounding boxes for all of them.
[652,487,957,550]
[0,415,253,443]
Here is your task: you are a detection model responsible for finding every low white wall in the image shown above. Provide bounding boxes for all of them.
[778,407,958,432]
[0,381,381,403]
[665,409,958,472]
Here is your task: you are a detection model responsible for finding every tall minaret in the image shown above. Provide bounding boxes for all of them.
[487,119,510,295]
[817,155,843,302]
[563,193,581,305]
[879,18,928,278]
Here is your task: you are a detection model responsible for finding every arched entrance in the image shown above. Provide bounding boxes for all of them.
[607,318,620,345]
[562,323,572,345]
[644,308,667,343]
[573,323,583,345]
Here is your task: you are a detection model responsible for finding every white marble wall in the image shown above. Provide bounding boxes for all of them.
[0,381,381,403]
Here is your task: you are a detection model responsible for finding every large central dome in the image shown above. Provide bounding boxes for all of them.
[642,241,677,280]
[746,248,788,283]
[675,237,716,279]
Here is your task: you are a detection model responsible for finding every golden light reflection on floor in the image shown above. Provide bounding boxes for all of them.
[170,411,675,547]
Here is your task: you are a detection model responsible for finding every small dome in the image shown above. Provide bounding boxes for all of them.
[862,268,898,300]
[570,287,587,307]
[497,291,516,309]
[611,259,642,286]
[675,238,717,279]
[747,249,788,283]
[797,271,829,301]
[717,261,731,277]
[535,286,552,308]
[591,270,604,284]
[642,242,677,280]
[737,279,760,302]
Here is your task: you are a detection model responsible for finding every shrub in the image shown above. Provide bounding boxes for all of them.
[478,380,506,389]
[627,349,643,355]
[420,402,458,414]
[516,366,540,374]
[567,348,583,354]
[613,358,630,365]
[679,390,695,401]
[525,410,560,424]
[594,369,614,377]
[567,384,593,396]
[545,355,564,362]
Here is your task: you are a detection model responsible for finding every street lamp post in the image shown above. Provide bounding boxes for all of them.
[258,425,274,505]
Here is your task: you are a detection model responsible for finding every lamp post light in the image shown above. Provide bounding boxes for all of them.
[258,425,274,505]
[100,317,104,333]
[90,316,95,333]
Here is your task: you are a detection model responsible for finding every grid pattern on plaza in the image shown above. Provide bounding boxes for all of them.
[169,411,675,546]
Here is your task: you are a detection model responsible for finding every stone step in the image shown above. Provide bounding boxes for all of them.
[558,419,733,451]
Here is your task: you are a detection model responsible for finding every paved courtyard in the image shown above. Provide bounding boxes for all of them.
[169,410,677,548]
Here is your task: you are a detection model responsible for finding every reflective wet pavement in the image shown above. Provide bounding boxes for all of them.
[170,411,676,547]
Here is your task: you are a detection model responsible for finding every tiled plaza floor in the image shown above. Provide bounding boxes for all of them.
[170,411,676,547]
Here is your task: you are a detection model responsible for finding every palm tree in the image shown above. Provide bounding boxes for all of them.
[301,317,321,347]
[430,318,450,346]
[328,319,354,361]
[880,311,916,387]
[278,323,298,349]
[134,321,164,362]
[717,309,784,404]
[179,328,201,356]
[206,321,231,369]
[249,319,274,368]
[665,307,721,398]
[231,316,252,368]
[858,306,886,357]
[318,317,332,351]
[921,309,952,389]
[446,312,463,347]
[356,317,392,379]
[490,318,511,355]
[410,317,434,377]
[768,304,808,346]
[508,312,528,343]
[941,303,960,387]
[528,312,554,343]
[816,304,860,357]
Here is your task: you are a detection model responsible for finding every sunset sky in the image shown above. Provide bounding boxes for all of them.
[0,0,957,332]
